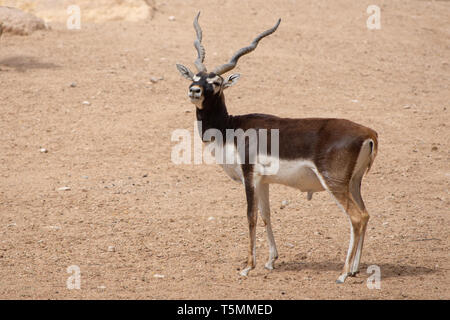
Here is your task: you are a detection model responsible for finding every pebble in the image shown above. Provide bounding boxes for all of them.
[58,186,71,191]
[39,148,48,153]
[280,200,289,209]
[46,225,61,230]
[107,246,115,252]
[150,76,164,83]
[208,216,216,221]
[70,82,77,88]
[154,274,165,278]
[82,101,91,106]
[168,16,175,21]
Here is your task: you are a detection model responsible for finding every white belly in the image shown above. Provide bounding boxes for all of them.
[258,158,325,192]
[207,142,324,193]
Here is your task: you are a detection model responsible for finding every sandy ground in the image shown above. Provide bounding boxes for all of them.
[0,0,449,299]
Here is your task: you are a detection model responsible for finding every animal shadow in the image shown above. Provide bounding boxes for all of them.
[0,55,60,72]
[276,259,436,280]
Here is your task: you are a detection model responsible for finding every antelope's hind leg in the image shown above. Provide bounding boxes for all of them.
[343,139,373,278]
[330,192,365,284]
[330,175,370,283]
[311,167,365,283]
[348,169,370,276]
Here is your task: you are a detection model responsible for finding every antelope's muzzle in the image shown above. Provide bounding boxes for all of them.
[188,85,202,100]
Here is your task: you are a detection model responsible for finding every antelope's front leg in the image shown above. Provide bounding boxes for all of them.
[256,183,278,270]
[240,177,258,277]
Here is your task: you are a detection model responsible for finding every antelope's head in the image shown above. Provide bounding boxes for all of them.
[176,13,281,110]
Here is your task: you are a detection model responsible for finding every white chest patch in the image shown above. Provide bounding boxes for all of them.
[219,142,245,183]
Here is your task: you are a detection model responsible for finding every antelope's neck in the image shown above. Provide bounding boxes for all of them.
[195,93,234,140]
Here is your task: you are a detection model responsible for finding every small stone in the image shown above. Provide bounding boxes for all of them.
[150,76,164,83]
[403,105,411,109]
[107,246,115,252]
[280,200,289,209]
[154,274,165,278]
[46,225,61,230]
[142,173,148,178]
[286,243,294,248]
[97,285,106,289]
[70,82,77,88]
[168,16,175,21]
[431,146,438,151]
[208,216,216,221]
[351,99,359,103]
[82,101,91,106]
[39,148,48,153]
[57,186,71,191]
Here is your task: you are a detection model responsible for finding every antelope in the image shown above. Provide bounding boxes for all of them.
[176,13,378,283]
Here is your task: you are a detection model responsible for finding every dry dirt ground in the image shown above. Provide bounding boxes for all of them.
[0,0,449,299]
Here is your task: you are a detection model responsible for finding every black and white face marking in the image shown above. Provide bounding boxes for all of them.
[176,64,240,110]
[185,72,223,109]
[206,75,223,94]
[187,73,221,109]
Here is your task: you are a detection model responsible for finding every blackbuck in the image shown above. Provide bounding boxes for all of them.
[176,13,378,283]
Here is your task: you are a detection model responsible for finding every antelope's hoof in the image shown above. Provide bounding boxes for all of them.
[336,273,350,284]
[239,267,252,277]
[264,262,274,270]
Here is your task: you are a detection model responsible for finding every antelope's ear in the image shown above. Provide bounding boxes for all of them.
[176,64,194,80]
[223,73,240,89]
